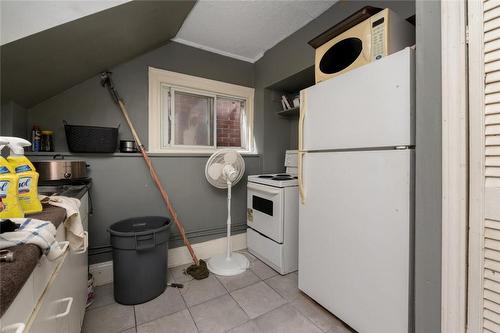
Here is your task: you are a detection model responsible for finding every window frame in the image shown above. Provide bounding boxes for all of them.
[148,67,255,154]
[167,86,217,149]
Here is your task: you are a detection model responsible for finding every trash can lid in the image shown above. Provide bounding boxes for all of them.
[109,216,171,236]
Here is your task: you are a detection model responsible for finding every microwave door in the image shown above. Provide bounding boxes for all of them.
[319,37,364,75]
[247,182,284,243]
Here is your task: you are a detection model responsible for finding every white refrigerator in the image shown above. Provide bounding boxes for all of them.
[298,48,414,333]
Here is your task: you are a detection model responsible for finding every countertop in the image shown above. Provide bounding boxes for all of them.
[38,184,90,200]
[0,186,88,317]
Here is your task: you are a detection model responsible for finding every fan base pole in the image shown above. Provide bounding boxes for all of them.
[207,252,249,276]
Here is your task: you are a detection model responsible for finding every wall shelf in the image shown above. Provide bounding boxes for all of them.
[25,151,262,158]
[277,106,299,117]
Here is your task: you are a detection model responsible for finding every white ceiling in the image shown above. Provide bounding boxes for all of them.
[174,0,336,63]
[0,1,131,45]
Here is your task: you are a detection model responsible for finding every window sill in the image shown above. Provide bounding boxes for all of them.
[148,148,259,156]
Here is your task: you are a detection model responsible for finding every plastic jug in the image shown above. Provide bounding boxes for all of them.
[0,141,24,218]
[1,137,42,214]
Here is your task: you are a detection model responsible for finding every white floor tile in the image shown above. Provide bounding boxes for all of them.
[167,269,175,283]
[249,259,278,280]
[88,283,115,310]
[135,286,186,325]
[254,304,323,333]
[215,269,260,292]
[119,328,137,333]
[291,294,351,332]
[82,302,135,333]
[326,326,355,333]
[180,275,227,307]
[237,250,258,263]
[230,281,286,319]
[227,320,262,333]
[83,268,355,333]
[190,294,248,333]
[265,273,301,301]
[170,264,195,283]
[136,309,197,333]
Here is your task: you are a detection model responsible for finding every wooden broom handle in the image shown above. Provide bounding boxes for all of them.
[119,100,143,147]
[117,100,199,265]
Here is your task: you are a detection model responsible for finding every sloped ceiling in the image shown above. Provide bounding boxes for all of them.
[1,1,132,46]
[174,0,336,63]
[1,0,196,108]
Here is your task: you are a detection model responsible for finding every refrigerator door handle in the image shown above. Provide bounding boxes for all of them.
[298,151,305,204]
[299,90,306,151]
[298,89,306,204]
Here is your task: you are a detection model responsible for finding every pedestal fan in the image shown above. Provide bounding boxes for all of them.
[205,149,249,276]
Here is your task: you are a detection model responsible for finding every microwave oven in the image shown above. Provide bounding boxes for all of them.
[313,8,415,83]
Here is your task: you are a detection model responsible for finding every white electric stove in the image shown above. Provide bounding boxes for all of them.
[247,173,298,188]
[246,150,299,275]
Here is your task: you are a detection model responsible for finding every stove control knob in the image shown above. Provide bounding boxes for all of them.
[64,172,72,179]
[247,208,253,223]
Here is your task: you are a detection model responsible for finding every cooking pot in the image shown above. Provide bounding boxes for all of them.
[32,155,89,181]
[120,140,138,153]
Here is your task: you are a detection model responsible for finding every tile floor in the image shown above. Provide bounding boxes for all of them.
[83,251,354,333]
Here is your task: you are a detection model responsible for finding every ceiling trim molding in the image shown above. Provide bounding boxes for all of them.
[172,37,260,63]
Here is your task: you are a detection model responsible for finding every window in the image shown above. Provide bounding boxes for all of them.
[149,67,255,154]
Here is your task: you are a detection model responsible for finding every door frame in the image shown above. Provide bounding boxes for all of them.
[466,0,486,332]
[441,0,469,332]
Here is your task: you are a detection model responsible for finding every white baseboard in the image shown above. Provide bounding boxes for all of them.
[90,232,247,286]
[89,261,114,286]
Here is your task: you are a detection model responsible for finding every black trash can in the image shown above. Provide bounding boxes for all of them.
[108,216,171,305]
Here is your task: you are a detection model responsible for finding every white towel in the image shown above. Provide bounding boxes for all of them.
[0,218,65,260]
[40,195,84,251]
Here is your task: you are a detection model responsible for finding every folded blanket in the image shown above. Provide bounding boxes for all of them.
[0,218,65,260]
[40,196,83,251]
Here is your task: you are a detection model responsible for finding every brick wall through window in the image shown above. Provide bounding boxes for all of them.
[217,98,242,147]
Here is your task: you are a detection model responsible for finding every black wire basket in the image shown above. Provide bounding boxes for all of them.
[64,120,119,153]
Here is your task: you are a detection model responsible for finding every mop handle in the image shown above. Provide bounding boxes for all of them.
[101,72,199,265]
[116,99,199,265]
[118,100,143,147]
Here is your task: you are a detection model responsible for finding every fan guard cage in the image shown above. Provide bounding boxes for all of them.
[205,149,245,188]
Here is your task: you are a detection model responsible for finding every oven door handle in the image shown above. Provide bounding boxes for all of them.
[247,183,282,195]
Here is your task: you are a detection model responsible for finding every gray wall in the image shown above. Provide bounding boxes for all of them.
[255,0,416,172]
[29,153,260,264]
[255,0,415,87]
[28,42,255,151]
[414,1,442,332]
[1,101,27,137]
[23,3,443,331]
[254,1,445,332]
[260,89,292,172]
[27,42,259,264]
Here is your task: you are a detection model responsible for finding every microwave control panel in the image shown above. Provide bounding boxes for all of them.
[371,16,386,61]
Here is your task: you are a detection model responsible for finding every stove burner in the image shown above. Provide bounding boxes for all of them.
[276,174,290,177]
[272,176,293,181]
[258,175,274,178]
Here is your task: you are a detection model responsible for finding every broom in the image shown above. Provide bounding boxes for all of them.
[100,71,208,280]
